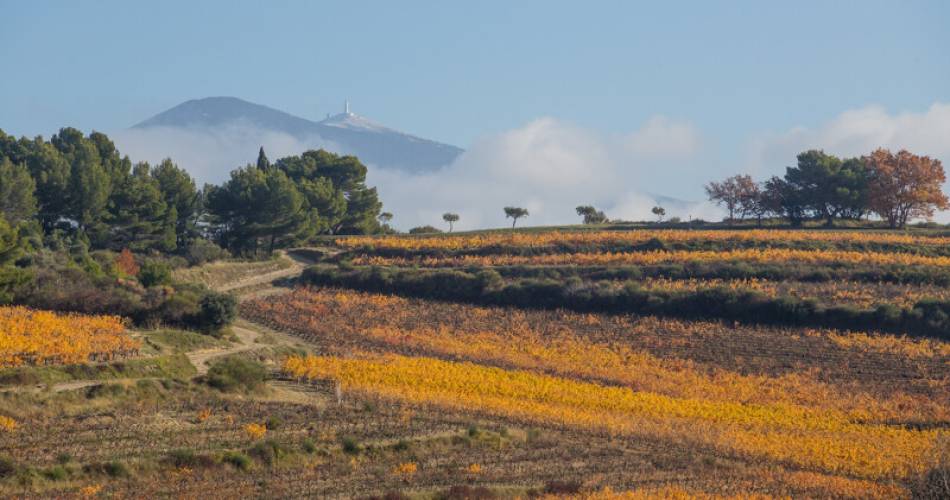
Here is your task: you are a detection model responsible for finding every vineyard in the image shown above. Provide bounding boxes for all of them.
[0,307,137,367]
[272,227,950,496]
[1,227,949,498]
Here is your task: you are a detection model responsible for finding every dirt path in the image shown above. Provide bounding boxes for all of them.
[24,250,323,394]
[184,250,324,374]
[185,325,261,375]
[216,255,306,293]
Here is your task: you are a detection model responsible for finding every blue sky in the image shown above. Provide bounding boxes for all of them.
[2,1,949,227]
[2,1,946,147]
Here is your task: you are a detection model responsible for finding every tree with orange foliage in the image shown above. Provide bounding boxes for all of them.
[705,174,759,224]
[115,248,139,277]
[865,149,949,228]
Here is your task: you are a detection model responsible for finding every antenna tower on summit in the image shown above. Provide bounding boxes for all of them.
[345,100,350,114]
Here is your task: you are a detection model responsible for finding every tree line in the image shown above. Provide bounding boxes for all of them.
[0,128,385,259]
[706,148,948,228]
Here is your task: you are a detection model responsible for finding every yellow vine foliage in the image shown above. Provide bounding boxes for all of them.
[337,229,950,252]
[0,415,16,432]
[354,247,950,268]
[283,353,944,480]
[78,484,104,498]
[0,306,137,367]
[244,423,267,440]
[392,462,417,479]
[245,288,950,423]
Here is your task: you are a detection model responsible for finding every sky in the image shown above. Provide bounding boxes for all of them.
[2,1,949,228]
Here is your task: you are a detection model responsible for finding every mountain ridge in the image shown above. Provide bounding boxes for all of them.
[133,96,464,173]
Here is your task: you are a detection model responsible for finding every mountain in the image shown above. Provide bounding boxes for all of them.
[132,97,464,172]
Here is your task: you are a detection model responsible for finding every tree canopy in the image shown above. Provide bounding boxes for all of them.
[442,213,459,232]
[504,207,529,228]
[707,148,948,228]
[576,205,607,224]
[0,130,387,259]
[865,149,949,228]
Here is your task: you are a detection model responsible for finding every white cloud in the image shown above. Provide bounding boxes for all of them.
[112,122,338,185]
[746,102,950,221]
[747,102,950,177]
[369,116,715,231]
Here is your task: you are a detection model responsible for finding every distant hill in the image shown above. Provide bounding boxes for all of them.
[133,97,463,173]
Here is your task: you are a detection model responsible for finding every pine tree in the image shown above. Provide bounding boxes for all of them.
[256,147,270,170]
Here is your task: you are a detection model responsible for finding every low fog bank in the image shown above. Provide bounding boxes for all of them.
[367,117,718,231]
[113,102,950,230]
[115,116,720,231]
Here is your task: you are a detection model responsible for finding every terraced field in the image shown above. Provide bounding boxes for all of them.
[2,228,949,498]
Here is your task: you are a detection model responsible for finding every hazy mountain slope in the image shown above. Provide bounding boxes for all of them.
[132,97,463,173]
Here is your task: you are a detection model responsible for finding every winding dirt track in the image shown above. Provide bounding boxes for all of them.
[185,250,316,374]
[17,251,319,393]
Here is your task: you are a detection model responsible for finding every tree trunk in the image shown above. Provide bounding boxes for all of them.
[511,218,517,229]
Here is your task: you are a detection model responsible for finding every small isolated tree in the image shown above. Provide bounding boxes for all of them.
[575,205,607,224]
[442,212,459,232]
[705,174,757,224]
[504,207,529,228]
[651,206,666,222]
[865,148,949,228]
[378,212,393,224]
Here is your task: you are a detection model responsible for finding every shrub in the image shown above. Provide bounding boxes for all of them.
[167,449,202,468]
[42,466,68,481]
[184,239,229,266]
[301,438,317,454]
[138,260,172,287]
[249,439,285,466]
[408,225,443,234]
[104,460,129,478]
[341,436,360,455]
[222,451,252,471]
[193,292,237,332]
[206,357,266,392]
[0,456,16,478]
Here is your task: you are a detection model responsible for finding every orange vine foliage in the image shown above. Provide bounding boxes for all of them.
[0,306,137,367]
[337,229,950,252]
[354,247,950,268]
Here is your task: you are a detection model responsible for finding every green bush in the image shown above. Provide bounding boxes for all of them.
[408,225,442,234]
[340,436,360,455]
[104,460,129,478]
[194,292,237,332]
[222,451,252,471]
[206,357,266,392]
[139,260,172,287]
[184,239,230,266]
[249,439,286,466]
[42,466,68,481]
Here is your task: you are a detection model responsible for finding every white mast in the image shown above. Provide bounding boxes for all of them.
[345,100,350,114]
